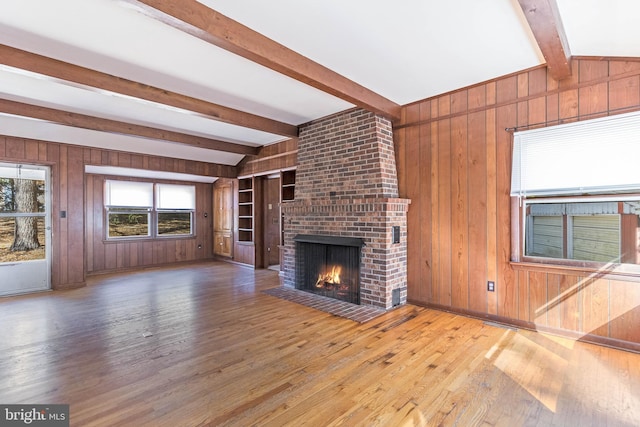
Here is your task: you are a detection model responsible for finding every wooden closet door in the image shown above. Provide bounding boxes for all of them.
[214,180,233,257]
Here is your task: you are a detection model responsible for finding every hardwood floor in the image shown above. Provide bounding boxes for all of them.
[0,261,638,426]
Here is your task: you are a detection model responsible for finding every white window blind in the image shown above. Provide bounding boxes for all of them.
[156,184,195,210]
[105,180,153,207]
[511,111,640,197]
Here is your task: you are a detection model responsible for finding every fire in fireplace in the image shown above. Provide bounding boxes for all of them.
[293,234,364,304]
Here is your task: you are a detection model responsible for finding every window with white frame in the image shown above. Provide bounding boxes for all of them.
[511,111,640,266]
[155,183,195,236]
[105,180,195,239]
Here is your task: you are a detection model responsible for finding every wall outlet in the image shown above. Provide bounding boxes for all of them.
[487,281,495,292]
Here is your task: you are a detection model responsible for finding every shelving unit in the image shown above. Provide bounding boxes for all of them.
[281,169,296,202]
[237,177,254,242]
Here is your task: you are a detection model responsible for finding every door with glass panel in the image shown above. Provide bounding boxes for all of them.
[0,163,51,296]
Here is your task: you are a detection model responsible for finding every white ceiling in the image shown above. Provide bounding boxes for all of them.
[0,0,639,168]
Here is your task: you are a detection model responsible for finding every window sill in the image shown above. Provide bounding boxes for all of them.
[511,259,640,282]
[103,235,196,243]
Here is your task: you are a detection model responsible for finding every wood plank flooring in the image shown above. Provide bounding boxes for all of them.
[0,261,639,426]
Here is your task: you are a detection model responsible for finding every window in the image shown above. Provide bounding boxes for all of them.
[156,184,195,236]
[105,180,195,239]
[523,198,640,264]
[511,111,640,267]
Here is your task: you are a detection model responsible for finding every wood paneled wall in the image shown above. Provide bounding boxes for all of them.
[238,139,297,176]
[395,58,640,351]
[85,175,213,274]
[0,136,85,290]
[83,148,234,274]
[0,136,236,287]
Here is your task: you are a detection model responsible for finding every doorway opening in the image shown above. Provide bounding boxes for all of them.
[0,163,51,296]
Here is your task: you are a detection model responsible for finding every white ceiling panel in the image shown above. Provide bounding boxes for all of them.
[557,0,640,57]
[201,0,545,105]
[0,114,245,165]
[0,66,279,146]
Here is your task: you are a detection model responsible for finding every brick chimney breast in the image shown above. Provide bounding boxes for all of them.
[282,108,410,310]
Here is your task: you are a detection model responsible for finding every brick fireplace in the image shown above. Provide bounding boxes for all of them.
[281,108,410,310]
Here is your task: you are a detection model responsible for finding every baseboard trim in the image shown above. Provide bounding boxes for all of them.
[408,300,640,354]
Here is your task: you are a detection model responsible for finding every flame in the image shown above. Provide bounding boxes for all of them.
[316,265,342,287]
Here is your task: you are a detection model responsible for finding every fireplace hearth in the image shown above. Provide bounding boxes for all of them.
[294,234,364,304]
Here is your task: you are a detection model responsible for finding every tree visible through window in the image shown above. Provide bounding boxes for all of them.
[0,166,46,263]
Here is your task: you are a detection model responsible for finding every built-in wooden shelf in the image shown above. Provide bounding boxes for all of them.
[281,170,296,202]
[237,177,254,242]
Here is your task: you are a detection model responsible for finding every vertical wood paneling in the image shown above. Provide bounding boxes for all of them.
[419,102,432,304]
[579,82,608,117]
[6,138,25,159]
[237,139,297,177]
[104,243,117,270]
[514,270,526,321]
[496,76,517,104]
[67,146,85,284]
[92,176,105,272]
[451,90,467,115]
[609,76,640,111]
[467,110,487,312]
[496,103,517,319]
[528,97,546,125]
[546,273,561,329]
[451,115,468,309]
[128,241,138,266]
[546,93,559,123]
[116,243,126,269]
[58,145,69,286]
[559,89,578,121]
[85,172,95,273]
[437,119,452,306]
[397,58,640,349]
[558,274,581,332]
[581,277,610,337]
[579,60,609,83]
[84,176,214,274]
[528,68,547,96]
[430,121,441,304]
[25,140,39,159]
[405,106,421,303]
[47,143,62,288]
[486,108,498,315]
[529,271,547,326]
[143,241,154,265]
[394,126,407,200]
[609,279,640,343]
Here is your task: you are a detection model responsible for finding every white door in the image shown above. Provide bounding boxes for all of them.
[0,163,51,296]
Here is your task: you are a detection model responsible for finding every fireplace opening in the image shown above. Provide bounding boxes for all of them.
[293,234,364,304]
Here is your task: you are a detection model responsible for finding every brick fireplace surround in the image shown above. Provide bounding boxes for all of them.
[281,108,410,310]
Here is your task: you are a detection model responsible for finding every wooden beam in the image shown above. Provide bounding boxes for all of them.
[0,44,298,139]
[0,98,259,156]
[518,0,572,80]
[121,0,402,121]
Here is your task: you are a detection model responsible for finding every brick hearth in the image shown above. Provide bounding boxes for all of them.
[282,108,410,310]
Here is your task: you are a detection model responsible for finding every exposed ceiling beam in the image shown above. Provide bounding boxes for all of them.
[517,0,572,80]
[0,44,298,139]
[121,0,402,121]
[0,98,259,156]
